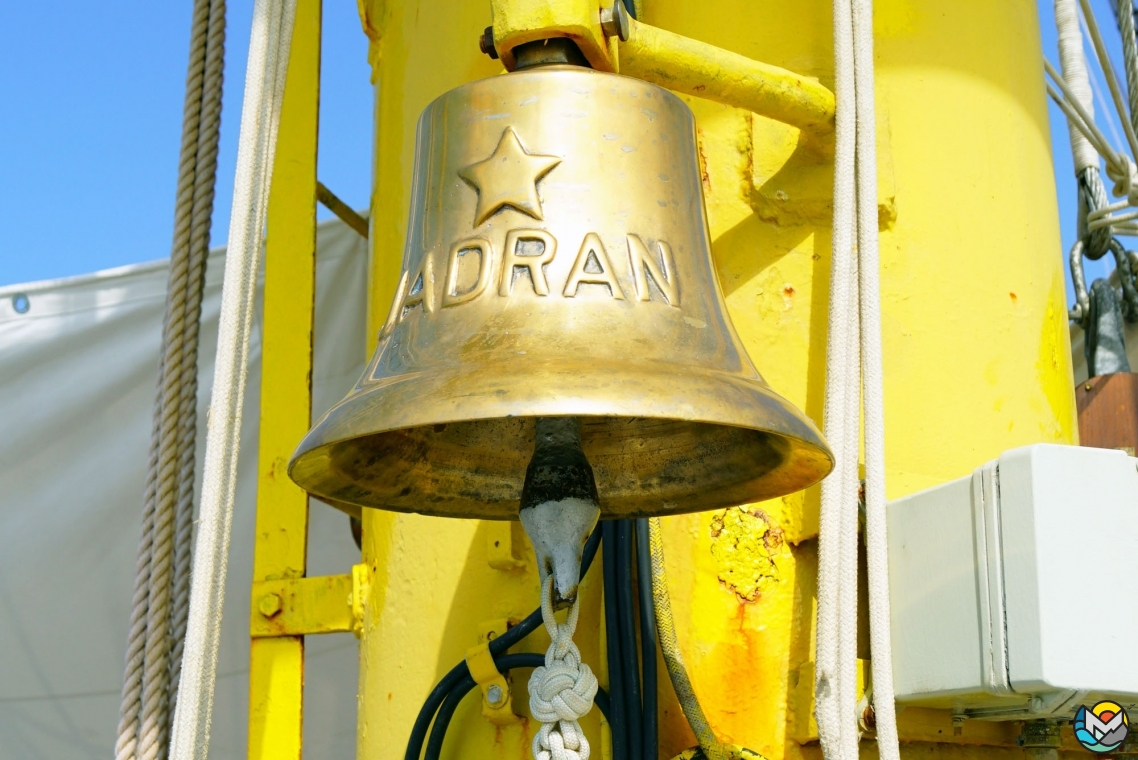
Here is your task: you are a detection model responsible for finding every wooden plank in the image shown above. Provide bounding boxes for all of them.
[1076,373,1138,454]
[247,0,321,757]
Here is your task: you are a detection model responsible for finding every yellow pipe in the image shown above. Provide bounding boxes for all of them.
[618,15,835,133]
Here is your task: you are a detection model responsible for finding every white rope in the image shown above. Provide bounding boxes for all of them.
[168,1,296,757]
[852,1,900,757]
[816,2,900,759]
[528,577,598,760]
[116,1,226,757]
[814,0,856,755]
[1059,0,1103,172]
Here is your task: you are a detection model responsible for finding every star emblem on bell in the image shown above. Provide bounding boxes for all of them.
[459,127,561,226]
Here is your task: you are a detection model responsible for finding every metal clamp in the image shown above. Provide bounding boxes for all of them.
[484,0,834,132]
[465,620,523,726]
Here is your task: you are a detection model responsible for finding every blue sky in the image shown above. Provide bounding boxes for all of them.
[0,0,1128,305]
[0,0,372,287]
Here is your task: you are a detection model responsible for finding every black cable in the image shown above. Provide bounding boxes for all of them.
[424,673,475,760]
[621,0,638,20]
[616,520,643,760]
[407,528,603,760]
[602,520,628,760]
[489,528,602,657]
[423,654,613,760]
[636,518,659,760]
[404,661,469,760]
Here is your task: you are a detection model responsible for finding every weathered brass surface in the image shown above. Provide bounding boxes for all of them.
[289,66,832,519]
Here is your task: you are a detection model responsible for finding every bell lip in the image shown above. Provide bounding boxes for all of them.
[289,358,834,516]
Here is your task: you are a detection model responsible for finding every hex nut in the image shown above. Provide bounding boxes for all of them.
[486,683,505,707]
[479,26,499,60]
[259,592,283,618]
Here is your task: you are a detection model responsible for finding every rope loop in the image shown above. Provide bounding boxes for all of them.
[528,577,597,760]
[1107,154,1138,204]
[1079,167,1115,260]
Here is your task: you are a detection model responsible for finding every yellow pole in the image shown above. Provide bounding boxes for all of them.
[247,0,321,756]
[353,1,1074,759]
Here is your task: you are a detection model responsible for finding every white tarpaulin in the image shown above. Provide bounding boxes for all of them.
[0,218,367,759]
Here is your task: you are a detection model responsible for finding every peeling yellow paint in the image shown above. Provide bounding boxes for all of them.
[709,508,783,602]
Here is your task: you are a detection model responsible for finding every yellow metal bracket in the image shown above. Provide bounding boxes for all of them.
[491,0,614,72]
[618,13,834,134]
[250,565,368,638]
[465,619,524,727]
[488,0,834,133]
[486,521,527,571]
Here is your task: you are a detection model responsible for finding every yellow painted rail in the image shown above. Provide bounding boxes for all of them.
[247,0,321,757]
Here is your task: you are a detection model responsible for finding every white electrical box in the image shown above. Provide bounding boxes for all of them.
[887,444,1138,719]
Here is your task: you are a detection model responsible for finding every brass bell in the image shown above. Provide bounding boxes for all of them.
[289,66,832,527]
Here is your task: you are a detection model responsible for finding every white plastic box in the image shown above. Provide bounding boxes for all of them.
[887,444,1138,719]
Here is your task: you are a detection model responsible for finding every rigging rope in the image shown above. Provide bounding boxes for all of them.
[168,1,297,757]
[115,1,226,758]
[1115,0,1138,135]
[646,517,726,760]
[1059,0,1115,260]
[815,2,900,760]
[528,577,599,760]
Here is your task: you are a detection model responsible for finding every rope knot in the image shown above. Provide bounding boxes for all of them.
[528,577,598,760]
[1107,155,1138,204]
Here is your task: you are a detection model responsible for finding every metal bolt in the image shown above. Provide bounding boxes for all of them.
[479,26,499,59]
[486,684,505,706]
[599,1,630,42]
[259,592,282,618]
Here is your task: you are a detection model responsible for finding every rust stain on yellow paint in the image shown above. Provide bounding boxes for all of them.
[709,507,783,602]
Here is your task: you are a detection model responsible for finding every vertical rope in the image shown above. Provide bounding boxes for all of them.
[815,0,857,756]
[1056,0,1114,259]
[168,2,297,756]
[169,0,227,732]
[1058,0,1103,172]
[817,2,900,759]
[852,0,900,757]
[1116,0,1138,134]
[116,0,226,757]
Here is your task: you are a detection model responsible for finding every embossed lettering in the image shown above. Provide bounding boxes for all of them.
[379,269,410,339]
[400,253,436,316]
[443,238,493,307]
[627,234,679,306]
[500,229,557,296]
[563,232,625,299]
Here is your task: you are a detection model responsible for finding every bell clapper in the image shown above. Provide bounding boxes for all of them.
[518,416,601,609]
[520,417,600,760]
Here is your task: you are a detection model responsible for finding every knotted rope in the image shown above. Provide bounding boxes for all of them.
[116,1,226,758]
[528,577,598,760]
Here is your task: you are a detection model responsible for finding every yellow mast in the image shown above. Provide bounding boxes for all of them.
[250,0,1076,757]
